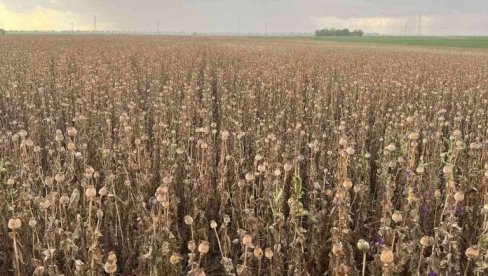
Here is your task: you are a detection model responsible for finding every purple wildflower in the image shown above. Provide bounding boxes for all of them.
[375,237,384,246]
[420,205,428,217]
[456,206,465,216]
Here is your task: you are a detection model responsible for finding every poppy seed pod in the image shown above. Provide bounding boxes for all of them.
[242,235,252,246]
[392,211,403,223]
[163,176,172,185]
[221,130,229,140]
[8,218,22,230]
[29,218,37,227]
[59,195,70,205]
[386,144,396,151]
[67,127,78,137]
[99,186,108,197]
[184,215,193,225]
[188,240,196,252]
[170,253,181,265]
[274,168,281,176]
[408,132,420,140]
[452,129,462,138]
[342,178,353,189]
[41,199,51,209]
[357,239,370,252]
[253,247,263,258]
[454,191,464,202]
[420,236,432,247]
[85,186,97,198]
[67,142,76,151]
[416,166,425,174]
[33,266,45,276]
[55,173,65,183]
[265,247,274,259]
[104,262,117,274]
[465,246,479,259]
[380,249,394,264]
[75,152,83,160]
[97,209,104,219]
[198,241,210,254]
[134,138,141,146]
[332,243,344,256]
[442,165,454,175]
[245,172,255,182]
[254,154,263,161]
[55,133,64,142]
[107,251,117,262]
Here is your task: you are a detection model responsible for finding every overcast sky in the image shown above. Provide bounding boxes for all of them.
[0,0,487,35]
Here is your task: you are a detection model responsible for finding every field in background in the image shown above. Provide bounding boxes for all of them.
[296,35,488,49]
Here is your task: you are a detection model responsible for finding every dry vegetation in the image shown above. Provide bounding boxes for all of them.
[0,35,488,276]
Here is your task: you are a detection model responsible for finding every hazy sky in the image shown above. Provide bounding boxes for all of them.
[0,0,487,35]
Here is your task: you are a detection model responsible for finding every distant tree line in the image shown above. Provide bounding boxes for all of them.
[314,28,363,37]
[0,29,6,35]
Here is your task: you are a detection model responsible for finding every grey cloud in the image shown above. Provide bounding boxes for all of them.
[1,0,486,34]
